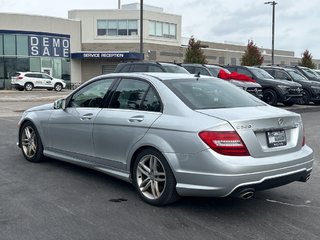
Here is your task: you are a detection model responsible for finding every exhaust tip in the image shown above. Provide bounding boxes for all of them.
[300,173,311,182]
[239,189,255,200]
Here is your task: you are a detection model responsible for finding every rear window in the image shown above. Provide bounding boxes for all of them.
[164,78,264,109]
[162,65,190,74]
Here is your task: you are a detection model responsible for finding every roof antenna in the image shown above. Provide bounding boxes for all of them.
[194,71,200,80]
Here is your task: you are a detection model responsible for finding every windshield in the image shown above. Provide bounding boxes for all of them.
[302,68,320,79]
[206,66,231,77]
[164,78,264,110]
[287,70,308,81]
[162,65,190,74]
[249,68,274,79]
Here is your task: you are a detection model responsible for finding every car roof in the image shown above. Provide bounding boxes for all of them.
[95,72,206,81]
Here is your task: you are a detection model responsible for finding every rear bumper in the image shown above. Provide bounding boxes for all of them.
[164,145,314,197]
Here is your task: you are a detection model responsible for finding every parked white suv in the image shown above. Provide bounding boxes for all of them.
[11,72,66,91]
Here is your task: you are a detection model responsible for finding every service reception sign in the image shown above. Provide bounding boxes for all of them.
[29,35,70,58]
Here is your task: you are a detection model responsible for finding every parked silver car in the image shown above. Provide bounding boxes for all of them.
[18,73,313,205]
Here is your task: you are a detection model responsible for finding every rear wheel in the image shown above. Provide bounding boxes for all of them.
[24,83,33,91]
[19,121,44,163]
[132,148,179,206]
[263,89,278,105]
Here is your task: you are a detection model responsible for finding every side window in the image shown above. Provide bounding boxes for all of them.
[148,65,164,72]
[275,70,291,80]
[109,79,149,110]
[183,66,195,74]
[119,64,131,72]
[69,78,114,108]
[263,69,274,77]
[42,74,52,79]
[131,64,148,72]
[141,88,161,112]
[195,67,210,76]
[237,68,253,78]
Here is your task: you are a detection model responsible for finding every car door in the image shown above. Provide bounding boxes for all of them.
[92,78,162,170]
[46,78,116,162]
[41,73,54,87]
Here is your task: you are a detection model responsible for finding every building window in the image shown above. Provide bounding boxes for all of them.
[97,20,138,36]
[0,35,3,56]
[3,35,16,55]
[30,57,41,72]
[16,35,28,56]
[149,20,176,39]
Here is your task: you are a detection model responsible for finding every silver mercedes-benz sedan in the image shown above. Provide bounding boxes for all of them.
[18,73,314,206]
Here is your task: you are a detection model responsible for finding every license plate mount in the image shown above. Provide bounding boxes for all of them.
[266,130,287,148]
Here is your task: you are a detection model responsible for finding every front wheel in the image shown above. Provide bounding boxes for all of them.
[132,148,179,206]
[263,89,278,105]
[297,90,311,105]
[54,83,63,92]
[19,121,44,163]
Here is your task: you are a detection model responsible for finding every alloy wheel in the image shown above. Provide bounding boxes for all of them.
[55,84,62,91]
[25,83,33,91]
[21,125,37,158]
[136,154,166,200]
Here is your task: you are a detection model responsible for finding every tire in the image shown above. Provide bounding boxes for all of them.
[132,148,179,206]
[297,90,311,105]
[24,83,33,91]
[263,89,278,105]
[19,121,44,163]
[54,83,63,92]
[283,100,295,106]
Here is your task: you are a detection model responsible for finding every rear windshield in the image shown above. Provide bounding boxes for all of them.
[164,78,264,109]
[162,65,190,74]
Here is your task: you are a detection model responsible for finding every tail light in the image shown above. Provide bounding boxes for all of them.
[199,131,250,156]
[17,76,23,80]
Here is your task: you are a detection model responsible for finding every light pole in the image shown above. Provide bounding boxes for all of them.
[265,1,277,65]
[140,0,144,60]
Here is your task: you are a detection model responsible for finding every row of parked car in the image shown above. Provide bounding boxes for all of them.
[114,61,320,106]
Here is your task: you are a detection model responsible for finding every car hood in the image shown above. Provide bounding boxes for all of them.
[26,103,54,112]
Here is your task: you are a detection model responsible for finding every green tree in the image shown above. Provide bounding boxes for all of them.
[184,36,207,64]
[241,40,264,66]
[299,49,316,69]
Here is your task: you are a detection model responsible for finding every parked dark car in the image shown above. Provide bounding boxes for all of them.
[286,66,320,82]
[260,66,320,104]
[114,61,190,74]
[181,64,263,98]
[224,66,303,106]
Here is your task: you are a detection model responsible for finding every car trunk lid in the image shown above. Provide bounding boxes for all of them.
[197,106,303,158]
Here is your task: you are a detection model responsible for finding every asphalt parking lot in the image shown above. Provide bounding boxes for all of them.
[0,90,319,240]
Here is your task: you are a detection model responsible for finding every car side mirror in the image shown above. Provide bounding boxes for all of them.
[54,98,66,110]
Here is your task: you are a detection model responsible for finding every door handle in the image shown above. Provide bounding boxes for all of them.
[128,116,144,122]
[80,113,93,120]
